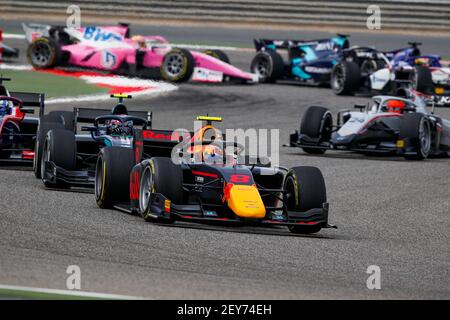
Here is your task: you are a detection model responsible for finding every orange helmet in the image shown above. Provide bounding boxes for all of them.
[202,144,224,164]
[386,99,405,114]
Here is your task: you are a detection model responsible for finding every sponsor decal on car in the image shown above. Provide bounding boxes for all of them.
[191,67,223,83]
[101,50,117,69]
[83,26,122,42]
[304,66,332,74]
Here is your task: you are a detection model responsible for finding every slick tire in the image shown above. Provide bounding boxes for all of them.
[41,129,76,188]
[400,113,432,160]
[299,106,332,155]
[203,49,230,64]
[331,61,361,95]
[46,111,75,131]
[284,166,327,234]
[34,121,64,179]
[160,48,195,82]
[139,157,183,223]
[95,147,136,209]
[250,50,284,83]
[27,37,61,69]
[412,66,433,93]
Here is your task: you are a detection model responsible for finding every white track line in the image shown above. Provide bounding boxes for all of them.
[0,63,33,71]
[46,88,175,104]
[0,63,178,103]
[0,284,145,299]
[2,33,26,40]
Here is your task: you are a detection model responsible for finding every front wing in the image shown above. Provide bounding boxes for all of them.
[121,191,335,229]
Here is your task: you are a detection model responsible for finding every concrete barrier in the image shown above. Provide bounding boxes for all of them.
[1,0,450,32]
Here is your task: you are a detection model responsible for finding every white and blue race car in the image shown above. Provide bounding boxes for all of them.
[289,89,450,160]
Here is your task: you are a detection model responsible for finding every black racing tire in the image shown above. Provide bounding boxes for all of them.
[41,129,76,188]
[400,113,432,160]
[139,157,183,223]
[299,106,333,155]
[33,121,64,179]
[331,61,361,95]
[26,37,61,69]
[203,49,230,64]
[250,50,284,83]
[412,66,433,93]
[360,59,385,76]
[160,48,195,82]
[284,166,327,234]
[47,111,75,131]
[95,147,136,209]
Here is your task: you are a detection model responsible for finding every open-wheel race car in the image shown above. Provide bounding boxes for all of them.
[0,77,44,165]
[36,94,159,189]
[330,42,450,106]
[23,23,257,83]
[289,89,450,160]
[95,116,335,234]
[250,34,349,86]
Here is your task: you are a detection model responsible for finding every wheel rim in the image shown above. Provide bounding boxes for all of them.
[361,60,377,76]
[31,42,52,67]
[41,138,50,181]
[419,119,431,156]
[139,166,154,213]
[253,55,271,79]
[95,157,104,201]
[163,52,185,78]
[332,65,344,90]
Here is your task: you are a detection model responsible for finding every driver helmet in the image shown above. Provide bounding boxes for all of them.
[0,99,11,117]
[386,99,406,114]
[131,35,146,48]
[107,119,133,136]
[202,144,224,164]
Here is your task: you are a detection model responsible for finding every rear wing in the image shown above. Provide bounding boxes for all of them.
[254,34,349,51]
[134,129,193,158]
[74,107,151,123]
[22,23,52,43]
[9,91,45,117]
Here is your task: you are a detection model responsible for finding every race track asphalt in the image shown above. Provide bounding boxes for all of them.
[0,20,449,299]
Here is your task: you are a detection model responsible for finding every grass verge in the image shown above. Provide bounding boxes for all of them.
[0,69,108,98]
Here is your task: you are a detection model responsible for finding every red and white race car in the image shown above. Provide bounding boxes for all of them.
[24,23,257,83]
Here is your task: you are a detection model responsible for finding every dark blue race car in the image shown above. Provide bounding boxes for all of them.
[250,34,349,85]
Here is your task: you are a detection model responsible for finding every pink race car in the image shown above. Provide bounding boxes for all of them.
[24,23,257,83]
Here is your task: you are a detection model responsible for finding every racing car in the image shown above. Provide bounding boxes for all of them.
[95,116,335,235]
[23,23,257,83]
[36,93,158,188]
[330,42,450,106]
[249,34,349,85]
[288,89,450,160]
[0,77,44,165]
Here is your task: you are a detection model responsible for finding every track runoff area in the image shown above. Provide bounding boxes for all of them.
[0,19,449,314]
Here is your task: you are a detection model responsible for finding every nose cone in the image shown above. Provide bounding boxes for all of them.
[226,184,266,219]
